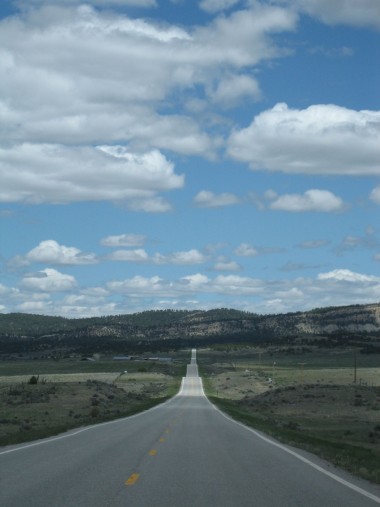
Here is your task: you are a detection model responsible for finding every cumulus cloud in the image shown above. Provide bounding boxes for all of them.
[213,259,241,271]
[21,269,77,292]
[107,249,150,262]
[0,3,296,169]
[194,190,240,207]
[17,301,52,313]
[158,250,207,265]
[318,269,380,283]
[210,74,261,107]
[269,189,344,212]
[228,103,380,175]
[24,240,97,265]
[101,234,147,248]
[107,248,207,265]
[0,144,183,207]
[3,265,380,315]
[235,243,258,256]
[106,276,168,296]
[180,273,210,289]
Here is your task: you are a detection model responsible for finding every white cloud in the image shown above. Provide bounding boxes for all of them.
[125,196,173,213]
[101,234,147,248]
[107,248,207,265]
[21,269,77,292]
[107,249,150,262]
[235,243,258,256]
[289,0,380,29]
[3,266,380,316]
[195,6,297,68]
[317,269,380,283]
[25,240,97,265]
[228,103,380,175]
[158,249,207,265]
[180,274,210,288]
[194,190,240,207]
[210,74,261,107]
[0,2,297,179]
[0,144,183,207]
[17,301,52,312]
[212,274,264,295]
[106,276,167,296]
[370,187,380,205]
[269,189,344,212]
[199,0,240,13]
[214,260,241,271]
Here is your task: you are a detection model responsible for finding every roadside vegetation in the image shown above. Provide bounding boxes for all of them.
[198,346,380,484]
[0,357,185,446]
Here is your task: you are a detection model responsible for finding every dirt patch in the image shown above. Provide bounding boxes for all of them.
[209,370,271,399]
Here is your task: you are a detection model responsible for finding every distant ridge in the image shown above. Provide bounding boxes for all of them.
[0,303,379,355]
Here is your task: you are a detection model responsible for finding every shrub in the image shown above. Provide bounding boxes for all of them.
[28,375,39,385]
[90,407,100,418]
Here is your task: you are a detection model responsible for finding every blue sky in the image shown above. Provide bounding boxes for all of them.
[0,0,380,317]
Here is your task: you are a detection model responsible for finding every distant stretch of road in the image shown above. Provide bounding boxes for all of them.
[1,349,380,506]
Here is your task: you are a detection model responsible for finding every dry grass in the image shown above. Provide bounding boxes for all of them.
[200,349,380,483]
[0,372,180,446]
[208,366,380,399]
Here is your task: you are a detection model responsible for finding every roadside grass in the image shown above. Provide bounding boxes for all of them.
[0,358,186,377]
[206,392,380,484]
[0,359,184,447]
[199,348,380,485]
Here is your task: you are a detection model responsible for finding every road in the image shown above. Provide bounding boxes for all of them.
[1,349,380,506]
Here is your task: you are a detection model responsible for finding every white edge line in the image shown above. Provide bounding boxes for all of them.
[0,381,186,457]
[203,379,380,505]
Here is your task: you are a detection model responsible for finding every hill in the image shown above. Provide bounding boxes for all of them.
[0,303,380,356]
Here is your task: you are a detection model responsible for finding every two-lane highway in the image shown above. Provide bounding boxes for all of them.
[1,349,380,506]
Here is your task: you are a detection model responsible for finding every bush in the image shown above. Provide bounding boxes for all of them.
[90,407,100,418]
[28,375,39,385]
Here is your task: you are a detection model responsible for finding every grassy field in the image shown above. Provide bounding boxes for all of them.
[0,356,185,447]
[198,347,380,484]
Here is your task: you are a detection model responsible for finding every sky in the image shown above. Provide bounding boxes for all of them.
[0,0,380,318]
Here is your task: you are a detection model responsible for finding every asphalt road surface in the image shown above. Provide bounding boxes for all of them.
[1,349,380,507]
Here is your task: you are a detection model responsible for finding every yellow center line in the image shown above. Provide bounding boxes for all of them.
[125,473,140,486]
[149,449,157,456]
